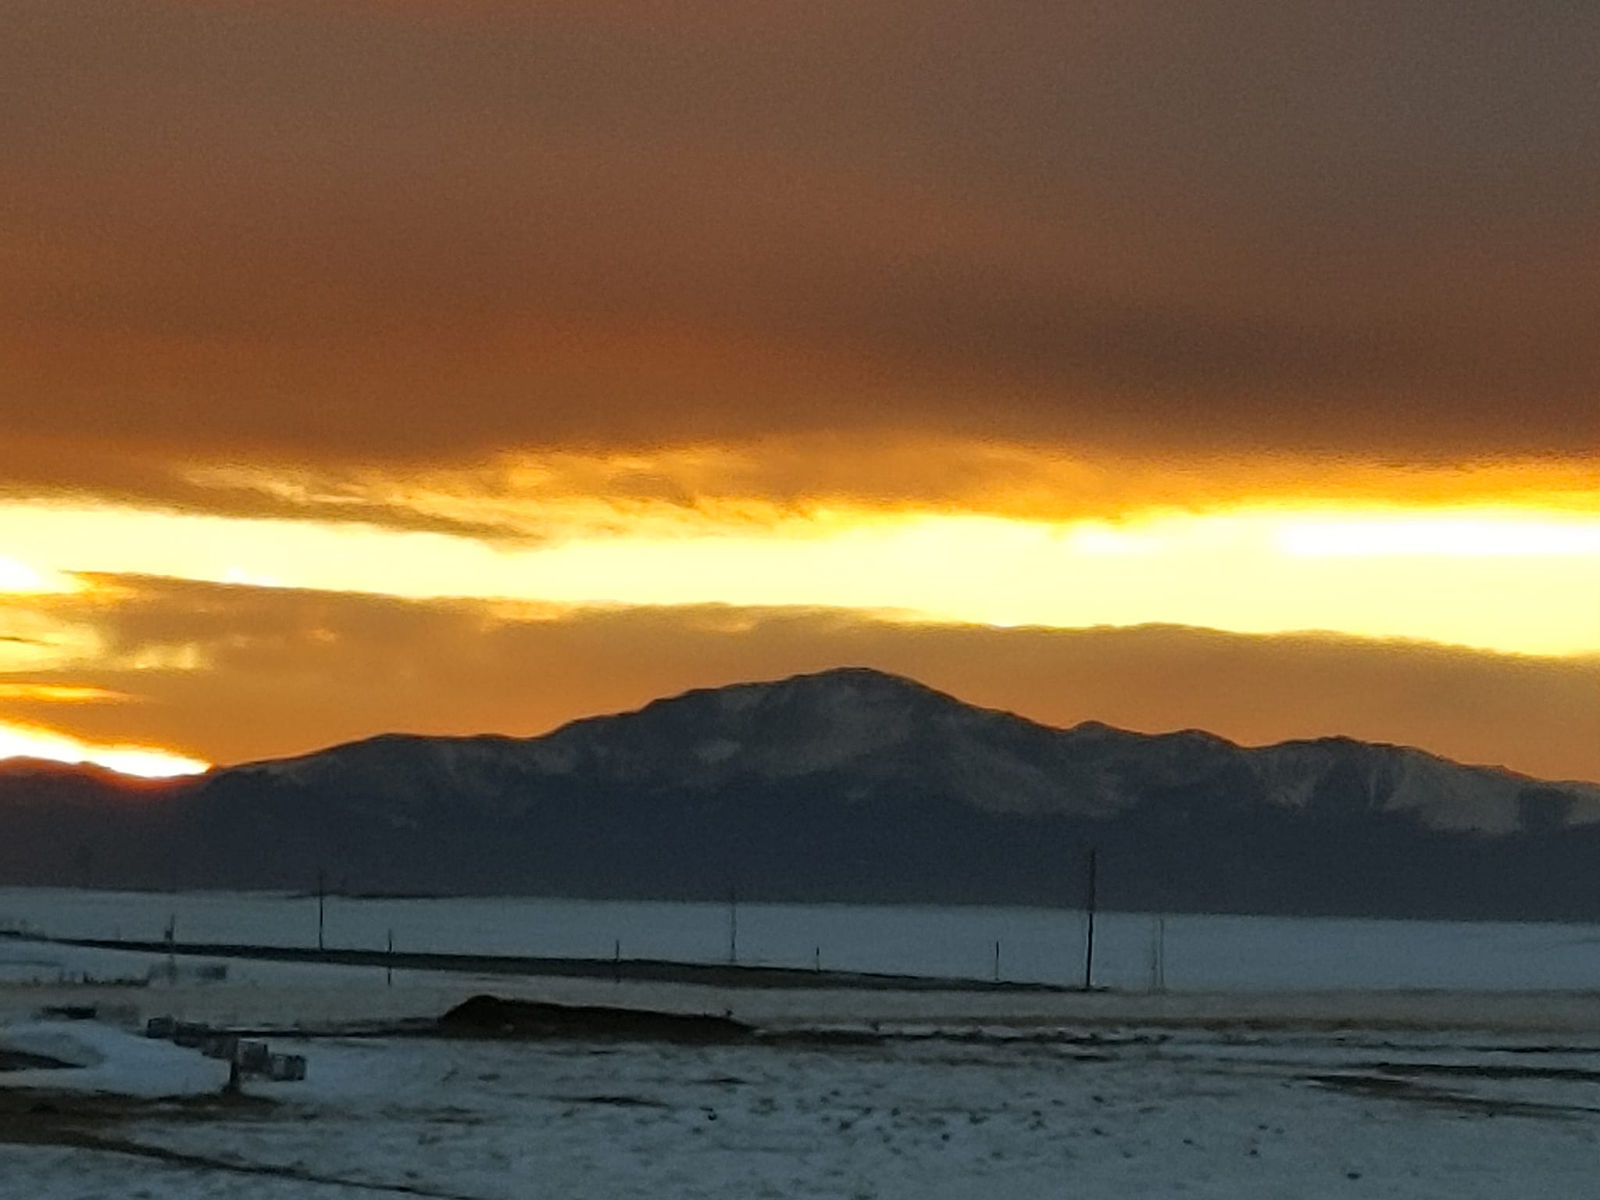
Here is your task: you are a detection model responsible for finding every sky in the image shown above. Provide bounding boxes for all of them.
[0,0,1595,781]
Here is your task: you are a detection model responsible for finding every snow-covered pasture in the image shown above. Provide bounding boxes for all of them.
[5,888,1600,1198]
[6,1018,1600,1199]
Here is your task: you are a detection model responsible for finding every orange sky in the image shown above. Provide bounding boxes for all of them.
[0,1,1595,780]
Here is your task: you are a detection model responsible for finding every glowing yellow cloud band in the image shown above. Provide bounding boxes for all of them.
[0,500,1595,656]
[0,684,131,703]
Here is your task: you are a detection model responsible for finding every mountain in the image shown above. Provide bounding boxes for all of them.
[3,668,1599,919]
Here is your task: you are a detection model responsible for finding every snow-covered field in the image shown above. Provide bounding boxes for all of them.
[7,887,1600,991]
[6,1017,1600,1199]
[5,890,1600,1197]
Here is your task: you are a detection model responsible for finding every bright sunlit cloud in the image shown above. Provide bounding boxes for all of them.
[181,446,1600,542]
[0,683,132,703]
[0,499,1596,656]
[1280,516,1600,558]
[221,566,287,588]
[0,556,78,594]
[0,719,210,778]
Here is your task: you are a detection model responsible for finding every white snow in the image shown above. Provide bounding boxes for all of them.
[0,1019,227,1096]
[1250,742,1600,834]
[5,889,1600,1197]
[7,1024,1600,1198]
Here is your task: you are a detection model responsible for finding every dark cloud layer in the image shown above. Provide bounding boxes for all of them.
[3,576,1594,782]
[2,0,1595,476]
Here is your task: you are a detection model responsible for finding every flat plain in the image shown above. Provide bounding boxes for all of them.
[4,891,1600,1199]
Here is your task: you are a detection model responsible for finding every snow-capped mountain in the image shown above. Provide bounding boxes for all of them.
[3,668,1597,918]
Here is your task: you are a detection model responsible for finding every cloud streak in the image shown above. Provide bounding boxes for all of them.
[1,431,1593,549]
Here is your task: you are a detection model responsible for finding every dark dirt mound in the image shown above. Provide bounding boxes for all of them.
[437,995,755,1043]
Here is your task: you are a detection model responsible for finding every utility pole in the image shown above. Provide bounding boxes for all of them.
[316,868,326,952]
[727,884,739,966]
[1148,915,1165,993]
[1082,847,1098,991]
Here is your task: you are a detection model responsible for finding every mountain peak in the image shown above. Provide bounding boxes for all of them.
[4,669,1600,918]
[780,665,939,690]
[668,666,959,708]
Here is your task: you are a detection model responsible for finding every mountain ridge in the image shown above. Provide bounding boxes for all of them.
[2,667,1598,919]
[227,667,1597,797]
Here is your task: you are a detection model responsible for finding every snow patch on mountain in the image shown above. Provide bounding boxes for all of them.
[214,667,1598,836]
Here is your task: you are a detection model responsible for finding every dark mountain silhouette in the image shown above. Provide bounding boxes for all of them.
[3,668,1597,919]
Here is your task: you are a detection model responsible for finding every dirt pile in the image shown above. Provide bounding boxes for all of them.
[437,995,754,1043]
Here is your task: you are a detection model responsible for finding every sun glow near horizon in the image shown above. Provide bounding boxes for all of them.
[0,719,211,779]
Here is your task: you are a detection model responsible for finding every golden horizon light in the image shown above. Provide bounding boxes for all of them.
[0,718,211,779]
[0,497,1595,656]
[0,684,133,704]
